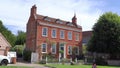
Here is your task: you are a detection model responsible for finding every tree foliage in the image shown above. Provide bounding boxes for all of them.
[15,31,26,45]
[0,20,16,47]
[87,12,120,55]
[11,45,24,57]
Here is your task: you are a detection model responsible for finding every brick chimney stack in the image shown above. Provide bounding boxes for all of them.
[31,5,37,16]
[72,13,77,24]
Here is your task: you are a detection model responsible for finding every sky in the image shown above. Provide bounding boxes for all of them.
[0,0,120,35]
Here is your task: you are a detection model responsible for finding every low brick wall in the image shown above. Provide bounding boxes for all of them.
[107,60,120,66]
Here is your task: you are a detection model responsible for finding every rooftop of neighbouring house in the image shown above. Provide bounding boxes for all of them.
[82,31,93,44]
[83,31,92,37]
[0,33,11,49]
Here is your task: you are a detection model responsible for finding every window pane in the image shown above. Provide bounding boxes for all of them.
[52,29,56,38]
[42,28,48,36]
[68,46,72,55]
[68,32,72,40]
[52,44,56,54]
[60,30,64,39]
[42,44,46,52]
[75,47,79,55]
[76,33,79,41]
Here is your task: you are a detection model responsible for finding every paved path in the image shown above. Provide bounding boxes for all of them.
[8,62,49,68]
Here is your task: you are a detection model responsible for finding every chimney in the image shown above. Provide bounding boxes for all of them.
[31,5,37,16]
[72,13,77,26]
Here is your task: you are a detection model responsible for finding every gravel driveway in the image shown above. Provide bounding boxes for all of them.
[8,58,49,68]
[8,62,49,68]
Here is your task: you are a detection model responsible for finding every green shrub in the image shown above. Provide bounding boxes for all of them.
[10,45,24,57]
[45,58,59,63]
[23,50,32,62]
[61,58,71,63]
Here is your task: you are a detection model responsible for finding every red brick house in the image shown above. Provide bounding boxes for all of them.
[0,33,11,56]
[26,5,82,61]
[82,31,92,45]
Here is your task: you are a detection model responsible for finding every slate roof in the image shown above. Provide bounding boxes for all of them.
[36,14,82,28]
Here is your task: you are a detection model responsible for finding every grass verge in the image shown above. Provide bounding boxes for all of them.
[0,66,32,68]
[45,64,120,68]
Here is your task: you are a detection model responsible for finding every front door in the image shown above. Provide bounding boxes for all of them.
[60,46,64,58]
[59,43,66,59]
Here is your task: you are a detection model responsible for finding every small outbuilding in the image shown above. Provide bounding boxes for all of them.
[0,33,11,56]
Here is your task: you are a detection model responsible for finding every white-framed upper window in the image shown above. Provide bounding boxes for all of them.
[68,31,72,40]
[42,27,48,37]
[51,29,57,38]
[75,33,79,41]
[51,43,56,54]
[68,46,72,55]
[41,43,47,53]
[60,30,64,39]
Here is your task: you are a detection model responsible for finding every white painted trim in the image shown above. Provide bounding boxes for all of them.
[51,43,56,54]
[68,45,72,55]
[38,22,81,32]
[75,33,79,41]
[60,30,65,39]
[68,31,72,40]
[64,44,66,58]
[41,43,47,53]
[51,29,57,38]
[42,27,48,37]
[59,43,66,59]
[76,46,79,55]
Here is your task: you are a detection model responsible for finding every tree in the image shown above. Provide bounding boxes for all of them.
[0,20,16,47]
[11,45,24,57]
[87,12,120,58]
[15,31,26,45]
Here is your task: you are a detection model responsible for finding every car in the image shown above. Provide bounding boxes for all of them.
[0,55,11,66]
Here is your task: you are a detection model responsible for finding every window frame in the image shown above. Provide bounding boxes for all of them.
[75,46,79,55]
[68,31,72,40]
[42,27,48,37]
[60,30,65,39]
[51,29,57,38]
[51,43,56,54]
[75,33,79,41]
[68,45,72,55]
[41,43,47,53]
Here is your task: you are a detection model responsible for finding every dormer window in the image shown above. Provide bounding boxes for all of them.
[56,19,63,24]
[44,16,51,22]
[67,22,74,26]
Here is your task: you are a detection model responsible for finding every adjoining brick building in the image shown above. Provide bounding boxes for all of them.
[26,5,82,61]
[82,31,92,45]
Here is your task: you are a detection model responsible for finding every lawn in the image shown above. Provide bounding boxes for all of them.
[46,64,120,68]
[0,66,32,68]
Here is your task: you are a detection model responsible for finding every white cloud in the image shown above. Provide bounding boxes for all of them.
[0,0,105,34]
